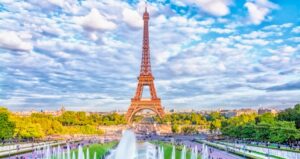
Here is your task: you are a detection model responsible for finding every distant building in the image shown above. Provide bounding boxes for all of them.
[14,106,66,117]
[258,108,278,115]
[14,110,38,117]
[221,108,257,118]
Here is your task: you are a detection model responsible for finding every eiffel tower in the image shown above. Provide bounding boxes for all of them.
[126,5,165,123]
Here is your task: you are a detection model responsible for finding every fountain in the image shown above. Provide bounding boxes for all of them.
[181,145,186,159]
[86,148,90,159]
[93,152,97,159]
[105,130,137,159]
[171,145,175,159]
[67,144,71,159]
[190,145,198,159]
[10,130,204,159]
[194,146,198,159]
[201,144,208,159]
[159,146,164,159]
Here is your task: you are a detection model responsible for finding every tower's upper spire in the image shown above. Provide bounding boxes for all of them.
[140,0,151,76]
[143,1,149,20]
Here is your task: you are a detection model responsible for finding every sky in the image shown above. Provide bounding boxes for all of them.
[0,0,300,112]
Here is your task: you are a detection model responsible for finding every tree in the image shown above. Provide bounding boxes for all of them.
[278,104,300,129]
[14,119,44,139]
[0,108,15,139]
[255,113,275,124]
[171,124,180,133]
[181,126,198,134]
[210,119,221,133]
[59,111,76,126]
[207,112,223,121]
[240,123,256,139]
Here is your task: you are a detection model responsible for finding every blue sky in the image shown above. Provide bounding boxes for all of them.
[0,0,300,111]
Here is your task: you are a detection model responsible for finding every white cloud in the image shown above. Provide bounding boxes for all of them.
[243,30,272,38]
[1,0,300,111]
[263,23,293,31]
[182,0,232,16]
[122,8,143,28]
[241,39,269,46]
[75,8,117,31]
[47,0,64,7]
[244,0,279,25]
[198,18,215,25]
[0,31,32,51]
[292,26,300,33]
[211,28,234,34]
[268,45,297,56]
[288,37,300,42]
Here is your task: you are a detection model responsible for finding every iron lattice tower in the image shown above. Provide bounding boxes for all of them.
[126,5,165,123]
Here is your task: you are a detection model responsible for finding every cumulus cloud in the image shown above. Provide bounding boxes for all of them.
[75,8,117,31]
[197,0,232,16]
[292,26,300,33]
[268,45,297,56]
[1,0,299,111]
[244,0,279,25]
[0,31,32,51]
[211,28,234,34]
[122,8,143,28]
[180,0,232,16]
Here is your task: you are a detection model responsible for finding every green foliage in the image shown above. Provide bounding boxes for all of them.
[13,118,45,139]
[210,119,222,132]
[63,125,104,135]
[255,112,275,124]
[278,104,300,129]
[207,112,224,121]
[31,113,63,135]
[132,115,143,123]
[171,124,180,133]
[0,107,15,139]
[58,111,127,126]
[181,126,197,134]
[221,111,300,143]
[156,113,209,126]
[1,104,300,143]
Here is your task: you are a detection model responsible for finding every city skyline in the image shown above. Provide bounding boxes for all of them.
[1,0,300,111]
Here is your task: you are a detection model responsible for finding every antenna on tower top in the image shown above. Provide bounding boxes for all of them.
[145,0,148,12]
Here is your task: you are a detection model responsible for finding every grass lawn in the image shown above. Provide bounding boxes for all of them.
[153,141,201,159]
[70,142,117,159]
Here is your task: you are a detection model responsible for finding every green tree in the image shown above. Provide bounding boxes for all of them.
[0,107,15,139]
[14,119,44,139]
[171,124,180,133]
[278,104,300,129]
[60,111,76,126]
[210,119,221,132]
[181,126,197,134]
[256,113,275,124]
[207,112,223,121]
[240,123,256,139]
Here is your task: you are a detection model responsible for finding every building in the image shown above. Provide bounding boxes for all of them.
[258,108,278,115]
[14,106,66,117]
[221,108,257,118]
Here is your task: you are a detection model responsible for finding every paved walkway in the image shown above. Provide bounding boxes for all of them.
[219,141,300,159]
